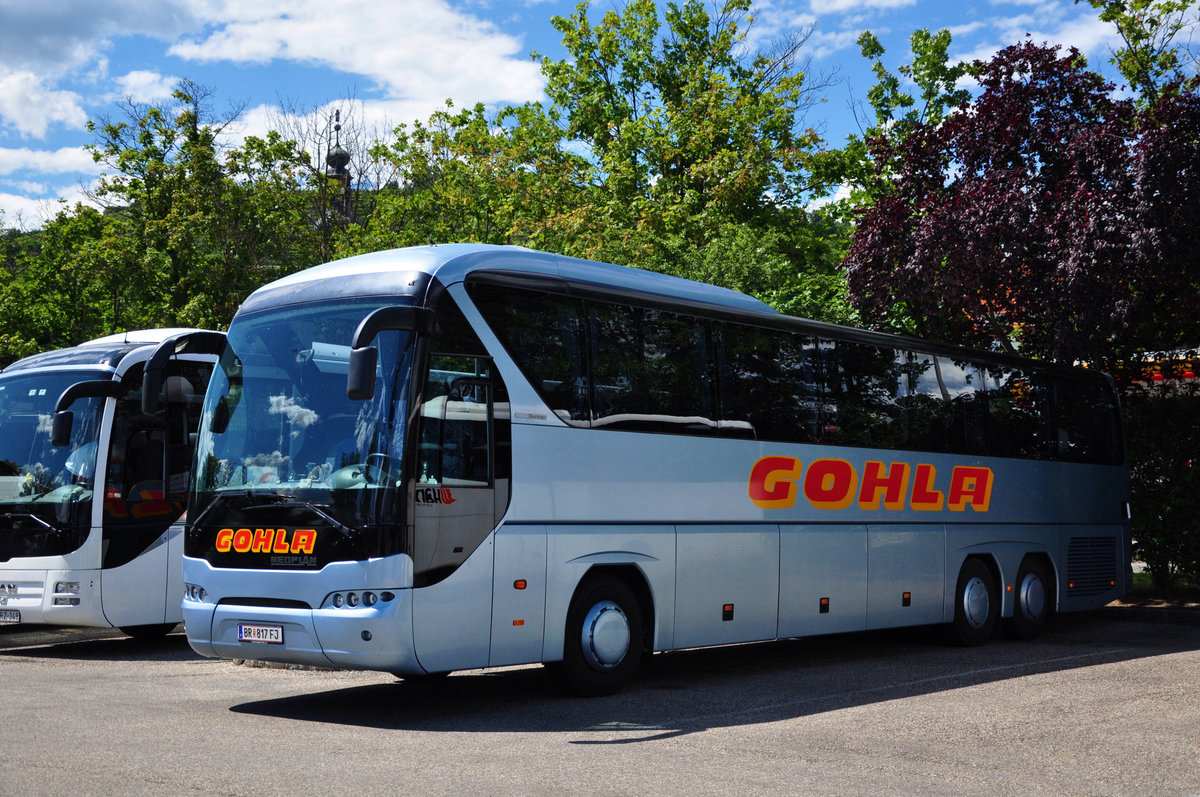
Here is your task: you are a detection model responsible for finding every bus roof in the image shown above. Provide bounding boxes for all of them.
[239,244,776,318]
[238,244,1111,384]
[2,328,205,375]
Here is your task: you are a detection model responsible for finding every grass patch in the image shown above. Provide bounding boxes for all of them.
[1128,571,1200,602]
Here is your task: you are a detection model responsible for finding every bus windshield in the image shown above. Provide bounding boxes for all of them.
[0,371,104,560]
[189,299,416,566]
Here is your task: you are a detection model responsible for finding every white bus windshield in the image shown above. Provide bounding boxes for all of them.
[190,300,416,565]
[0,371,103,559]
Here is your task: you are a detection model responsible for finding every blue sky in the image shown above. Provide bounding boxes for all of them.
[0,0,1148,229]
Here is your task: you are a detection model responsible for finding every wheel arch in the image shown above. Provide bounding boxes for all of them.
[568,563,656,657]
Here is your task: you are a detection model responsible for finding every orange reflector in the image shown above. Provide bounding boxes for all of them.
[513,619,525,626]
[1006,585,1014,592]
[1069,582,1075,589]
[514,579,527,590]
[723,604,734,613]
[819,597,829,606]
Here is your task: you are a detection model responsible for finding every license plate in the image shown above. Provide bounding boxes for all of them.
[0,609,19,624]
[237,623,283,644]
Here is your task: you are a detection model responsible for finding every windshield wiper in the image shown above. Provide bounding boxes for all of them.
[247,499,359,543]
[0,513,64,536]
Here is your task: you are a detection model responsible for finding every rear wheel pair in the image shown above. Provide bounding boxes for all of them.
[949,557,1050,645]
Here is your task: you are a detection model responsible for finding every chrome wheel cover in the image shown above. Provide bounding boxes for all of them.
[580,600,630,670]
[962,575,991,629]
[1017,571,1045,623]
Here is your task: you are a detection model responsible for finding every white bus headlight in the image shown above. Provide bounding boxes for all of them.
[55,581,80,594]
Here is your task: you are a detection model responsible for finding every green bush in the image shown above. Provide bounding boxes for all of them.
[1123,377,1200,591]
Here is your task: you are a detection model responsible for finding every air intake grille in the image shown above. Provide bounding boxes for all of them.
[218,597,311,610]
[1066,536,1117,596]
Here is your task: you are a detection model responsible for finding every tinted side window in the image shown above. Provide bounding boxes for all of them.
[1052,376,1122,464]
[468,282,588,423]
[821,340,904,448]
[588,302,717,434]
[719,325,817,442]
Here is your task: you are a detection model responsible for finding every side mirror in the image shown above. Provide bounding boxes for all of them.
[141,330,227,415]
[51,380,124,447]
[51,411,74,447]
[347,347,379,401]
[346,305,433,400]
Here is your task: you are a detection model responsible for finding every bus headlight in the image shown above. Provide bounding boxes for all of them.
[54,581,80,594]
[184,583,208,602]
[326,591,383,609]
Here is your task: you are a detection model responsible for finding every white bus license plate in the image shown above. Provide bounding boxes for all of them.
[0,609,20,624]
[238,623,283,644]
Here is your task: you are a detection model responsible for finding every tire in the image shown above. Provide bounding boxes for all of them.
[949,558,998,646]
[1004,557,1051,640]
[118,623,177,640]
[560,574,644,697]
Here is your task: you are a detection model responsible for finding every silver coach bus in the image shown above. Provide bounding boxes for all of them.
[179,245,1130,694]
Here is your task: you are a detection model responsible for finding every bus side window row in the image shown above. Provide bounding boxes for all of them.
[466,282,1122,466]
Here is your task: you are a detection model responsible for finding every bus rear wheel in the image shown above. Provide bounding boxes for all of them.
[949,559,997,646]
[560,574,644,697]
[1004,557,1051,640]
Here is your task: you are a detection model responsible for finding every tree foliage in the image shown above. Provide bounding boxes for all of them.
[341,0,854,324]
[0,81,323,363]
[1079,0,1199,103]
[843,42,1175,363]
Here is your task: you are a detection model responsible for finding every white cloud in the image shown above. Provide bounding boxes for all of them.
[0,184,96,231]
[0,146,97,176]
[0,2,202,75]
[115,70,180,103]
[0,71,88,138]
[168,0,545,107]
[810,0,916,13]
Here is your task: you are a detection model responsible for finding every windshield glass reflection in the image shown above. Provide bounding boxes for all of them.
[0,371,103,557]
[192,299,414,533]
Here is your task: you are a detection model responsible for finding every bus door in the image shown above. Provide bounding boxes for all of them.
[101,359,212,628]
[410,354,511,673]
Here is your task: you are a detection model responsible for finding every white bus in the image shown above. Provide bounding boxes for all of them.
[181,245,1130,694]
[0,329,222,637]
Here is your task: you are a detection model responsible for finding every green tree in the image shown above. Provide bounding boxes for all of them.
[1079,0,1199,104]
[86,80,320,329]
[533,0,851,321]
[346,1,853,324]
[337,101,591,255]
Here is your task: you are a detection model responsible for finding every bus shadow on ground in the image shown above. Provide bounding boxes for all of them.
[0,626,195,662]
[228,612,1200,742]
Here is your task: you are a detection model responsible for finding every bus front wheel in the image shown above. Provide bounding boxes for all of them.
[950,558,997,646]
[560,574,644,697]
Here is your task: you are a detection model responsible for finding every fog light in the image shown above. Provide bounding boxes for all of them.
[332,593,344,608]
[363,592,377,607]
[347,592,360,608]
[55,581,79,594]
[53,597,80,606]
